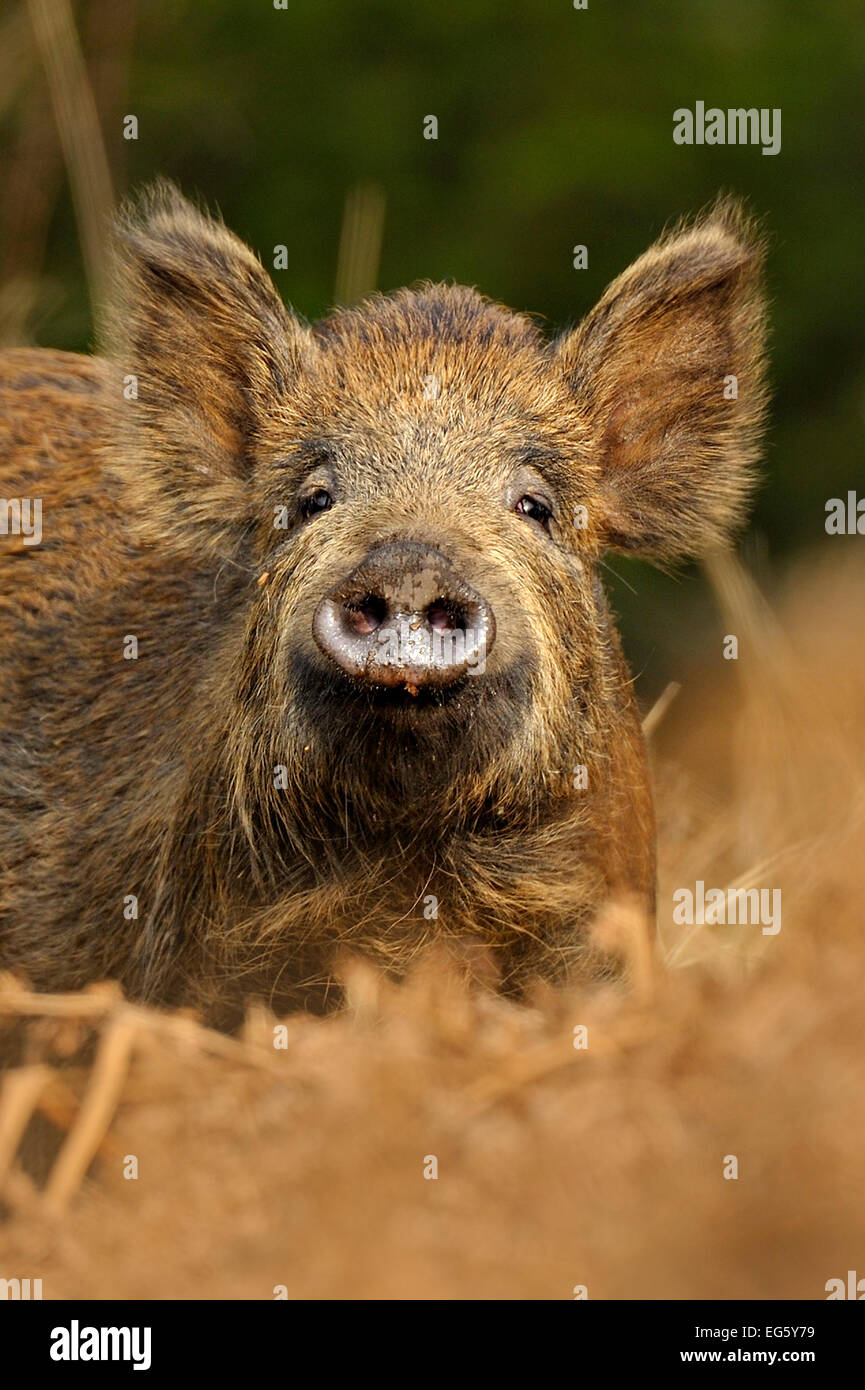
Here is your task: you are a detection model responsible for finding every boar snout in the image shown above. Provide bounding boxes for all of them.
[312,541,496,689]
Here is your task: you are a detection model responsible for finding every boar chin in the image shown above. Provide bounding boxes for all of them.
[289,649,535,771]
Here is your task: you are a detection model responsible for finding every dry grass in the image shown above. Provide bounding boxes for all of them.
[1,547,863,1299]
[1,0,119,345]
[334,181,387,307]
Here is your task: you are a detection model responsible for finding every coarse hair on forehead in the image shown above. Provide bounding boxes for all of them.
[315,282,545,356]
[309,283,555,415]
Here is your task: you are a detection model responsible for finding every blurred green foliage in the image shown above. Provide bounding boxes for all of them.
[3,0,863,687]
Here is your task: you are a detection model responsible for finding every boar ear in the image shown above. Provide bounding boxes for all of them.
[555,200,767,561]
[105,181,315,559]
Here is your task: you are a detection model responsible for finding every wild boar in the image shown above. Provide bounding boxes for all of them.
[0,186,765,1024]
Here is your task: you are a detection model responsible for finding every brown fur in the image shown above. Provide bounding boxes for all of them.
[0,186,766,1024]
[2,549,861,1298]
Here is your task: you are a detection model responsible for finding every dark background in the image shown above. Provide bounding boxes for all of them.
[2,0,862,693]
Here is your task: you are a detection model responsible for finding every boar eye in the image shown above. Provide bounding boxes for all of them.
[301,488,334,521]
[515,494,553,530]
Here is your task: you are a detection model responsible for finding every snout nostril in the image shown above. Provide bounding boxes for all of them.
[426,599,467,633]
[343,593,388,636]
[313,544,496,688]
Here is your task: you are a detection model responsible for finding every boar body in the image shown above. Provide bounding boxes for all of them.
[0,189,765,1022]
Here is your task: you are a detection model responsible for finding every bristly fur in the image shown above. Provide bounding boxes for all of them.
[0,185,767,1026]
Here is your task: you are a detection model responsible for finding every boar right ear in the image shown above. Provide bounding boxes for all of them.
[106,181,315,559]
[555,200,767,561]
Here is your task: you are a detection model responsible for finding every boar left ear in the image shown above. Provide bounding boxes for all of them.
[105,181,316,560]
[554,200,767,560]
